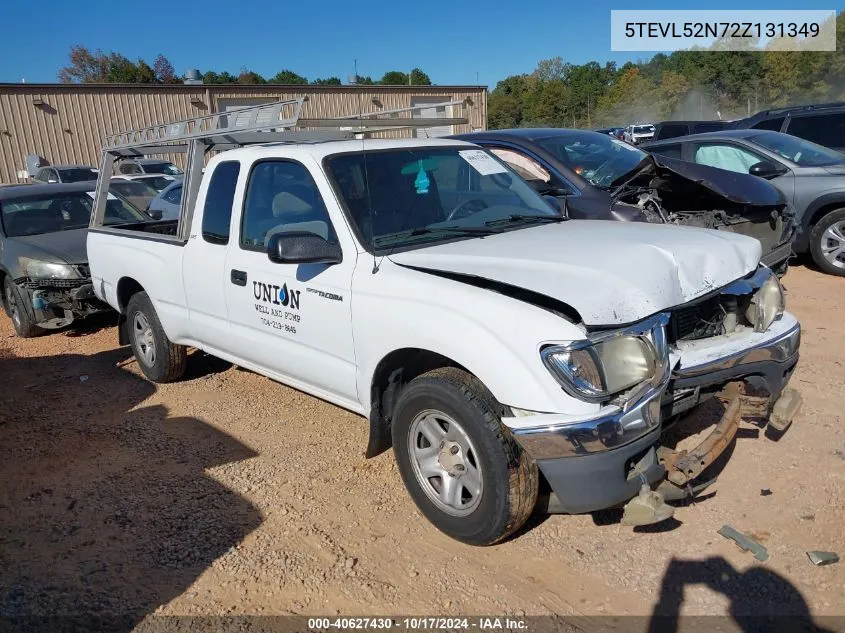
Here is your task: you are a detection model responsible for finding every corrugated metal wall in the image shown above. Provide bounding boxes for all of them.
[0,84,487,183]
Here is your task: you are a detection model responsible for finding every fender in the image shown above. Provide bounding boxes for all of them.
[797,191,845,250]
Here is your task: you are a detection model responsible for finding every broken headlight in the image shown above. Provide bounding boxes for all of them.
[541,335,658,403]
[19,258,81,280]
[745,269,784,333]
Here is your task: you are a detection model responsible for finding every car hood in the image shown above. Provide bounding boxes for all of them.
[6,228,89,265]
[389,221,761,326]
[625,154,785,207]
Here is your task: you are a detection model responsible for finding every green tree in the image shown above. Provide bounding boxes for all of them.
[312,77,342,85]
[270,69,308,84]
[105,54,140,83]
[409,68,431,85]
[380,70,409,85]
[237,69,266,84]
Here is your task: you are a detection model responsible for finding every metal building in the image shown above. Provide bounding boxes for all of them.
[0,83,488,183]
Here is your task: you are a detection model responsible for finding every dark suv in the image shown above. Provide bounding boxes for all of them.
[730,102,845,152]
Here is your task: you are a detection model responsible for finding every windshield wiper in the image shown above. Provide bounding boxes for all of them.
[373,225,502,246]
[485,214,567,227]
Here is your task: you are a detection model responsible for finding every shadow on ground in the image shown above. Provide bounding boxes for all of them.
[0,346,262,631]
[648,557,835,633]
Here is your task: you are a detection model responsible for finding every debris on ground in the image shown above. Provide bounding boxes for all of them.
[621,484,674,526]
[807,551,839,566]
[717,524,770,562]
[760,489,773,497]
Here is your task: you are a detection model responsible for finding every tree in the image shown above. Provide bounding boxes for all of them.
[409,68,431,85]
[379,70,409,85]
[312,77,342,85]
[58,45,109,83]
[106,54,140,83]
[237,68,266,84]
[270,69,308,84]
[355,75,376,85]
[136,60,157,84]
[153,54,179,83]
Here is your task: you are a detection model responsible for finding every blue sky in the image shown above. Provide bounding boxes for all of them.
[0,0,837,87]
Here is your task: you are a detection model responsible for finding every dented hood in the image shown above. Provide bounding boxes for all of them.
[389,221,761,326]
[628,154,786,207]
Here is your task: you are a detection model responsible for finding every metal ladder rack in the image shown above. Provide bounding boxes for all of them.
[102,98,471,156]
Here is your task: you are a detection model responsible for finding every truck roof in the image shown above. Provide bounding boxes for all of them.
[213,137,476,163]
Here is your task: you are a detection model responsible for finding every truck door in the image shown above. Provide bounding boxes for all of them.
[223,157,358,403]
[182,160,242,352]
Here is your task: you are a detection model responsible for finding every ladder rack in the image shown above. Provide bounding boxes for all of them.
[102,98,470,156]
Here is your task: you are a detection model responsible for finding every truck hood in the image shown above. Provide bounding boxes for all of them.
[6,228,89,265]
[388,221,761,326]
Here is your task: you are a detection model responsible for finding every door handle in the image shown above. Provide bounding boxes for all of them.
[230,269,247,286]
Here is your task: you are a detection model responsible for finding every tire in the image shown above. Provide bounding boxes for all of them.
[3,277,39,338]
[809,208,845,276]
[125,291,186,383]
[392,367,538,546]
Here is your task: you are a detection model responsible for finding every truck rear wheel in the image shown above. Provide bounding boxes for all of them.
[126,291,186,383]
[392,367,538,546]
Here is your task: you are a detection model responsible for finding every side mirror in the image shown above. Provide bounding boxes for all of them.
[267,231,342,265]
[749,161,786,179]
[148,209,163,220]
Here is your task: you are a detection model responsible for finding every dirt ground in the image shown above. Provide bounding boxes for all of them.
[1,263,844,631]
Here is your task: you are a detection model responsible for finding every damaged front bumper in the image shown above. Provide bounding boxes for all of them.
[15,277,109,329]
[503,315,801,515]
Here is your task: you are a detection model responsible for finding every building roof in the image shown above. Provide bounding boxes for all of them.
[0,83,487,92]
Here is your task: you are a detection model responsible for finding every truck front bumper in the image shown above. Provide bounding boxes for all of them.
[503,318,801,514]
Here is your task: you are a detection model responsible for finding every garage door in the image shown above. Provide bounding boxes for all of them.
[411,97,453,138]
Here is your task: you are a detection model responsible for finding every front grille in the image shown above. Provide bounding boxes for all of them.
[669,296,727,342]
[22,278,90,290]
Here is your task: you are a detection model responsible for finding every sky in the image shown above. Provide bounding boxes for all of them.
[0,0,838,88]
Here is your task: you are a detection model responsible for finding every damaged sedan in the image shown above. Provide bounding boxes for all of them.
[0,183,150,337]
[451,129,794,274]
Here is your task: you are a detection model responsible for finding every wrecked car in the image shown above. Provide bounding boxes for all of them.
[451,129,794,274]
[87,100,803,546]
[0,183,149,337]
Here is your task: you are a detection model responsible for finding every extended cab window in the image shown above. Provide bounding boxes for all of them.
[785,113,845,149]
[752,117,784,132]
[201,161,239,244]
[241,160,335,250]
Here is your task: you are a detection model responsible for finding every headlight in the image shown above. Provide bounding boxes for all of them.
[541,335,658,402]
[19,258,81,280]
[745,269,784,333]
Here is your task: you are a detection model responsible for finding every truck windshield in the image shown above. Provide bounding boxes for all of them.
[57,168,98,183]
[0,192,150,237]
[535,131,648,188]
[325,146,560,250]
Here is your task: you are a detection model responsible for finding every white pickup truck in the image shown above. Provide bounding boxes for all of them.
[87,103,802,545]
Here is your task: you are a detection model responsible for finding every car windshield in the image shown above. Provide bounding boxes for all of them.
[111,180,159,197]
[535,132,649,187]
[141,175,178,192]
[746,131,845,167]
[142,162,182,175]
[325,146,560,250]
[634,126,654,134]
[57,168,98,183]
[0,191,150,237]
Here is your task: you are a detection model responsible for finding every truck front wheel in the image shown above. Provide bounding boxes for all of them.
[392,367,538,546]
[126,292,186,383]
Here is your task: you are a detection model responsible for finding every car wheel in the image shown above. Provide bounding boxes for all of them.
[809,208,845,276]
[392,367,538,546]
[126,291,186,383]
[3,277,39,338]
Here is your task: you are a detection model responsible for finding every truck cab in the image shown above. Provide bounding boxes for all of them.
[87,101,802,545]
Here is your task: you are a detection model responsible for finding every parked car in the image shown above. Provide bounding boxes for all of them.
[89,130,802,546]
[115,158,183,176]
[595,127,626,140]
[729,101,845,152]
[115,173,181,193]
[643,130,845,276]
[0,183,150,337]
[147,179,183,221]
[651,120,731,141]
[623,124,655,144]
[32,165,98,184]
[450,129,794,273]
[110,177,160,210]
